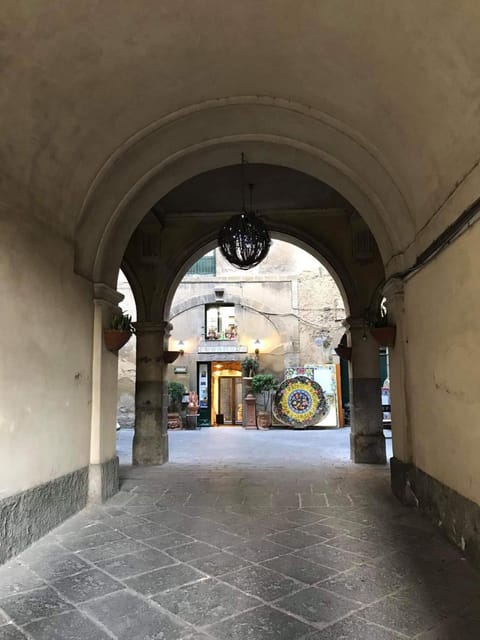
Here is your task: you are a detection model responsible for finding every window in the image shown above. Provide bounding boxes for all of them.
[186,251,216,276]
[205,304,237,340]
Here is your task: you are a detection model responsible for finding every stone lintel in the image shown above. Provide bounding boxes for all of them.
[391,457,480,570]
[350,432,387,464]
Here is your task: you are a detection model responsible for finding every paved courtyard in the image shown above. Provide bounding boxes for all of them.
[1,427,479,639]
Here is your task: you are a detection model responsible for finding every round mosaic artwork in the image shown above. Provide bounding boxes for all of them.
[273,375,329,428]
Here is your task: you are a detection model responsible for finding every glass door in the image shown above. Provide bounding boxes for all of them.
[218,376,242,425]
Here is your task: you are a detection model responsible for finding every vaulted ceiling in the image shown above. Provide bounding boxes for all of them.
[3,2,480,265]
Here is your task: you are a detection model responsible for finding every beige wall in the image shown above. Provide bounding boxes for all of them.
[405,223,480,505]
[0,216,94,497]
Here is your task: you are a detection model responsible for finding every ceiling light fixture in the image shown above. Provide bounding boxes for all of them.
[218,153,271,270]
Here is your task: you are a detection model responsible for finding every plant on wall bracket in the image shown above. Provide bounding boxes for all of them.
[367,299,396,347]
[104,308,135,352]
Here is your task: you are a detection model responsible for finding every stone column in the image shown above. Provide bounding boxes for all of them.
[348,317,386,464]
[133,321,171,465]
[89,283,123,502]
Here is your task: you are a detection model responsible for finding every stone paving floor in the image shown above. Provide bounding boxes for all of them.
[1,427,480,639]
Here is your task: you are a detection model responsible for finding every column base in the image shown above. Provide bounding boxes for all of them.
[88,456,119,503]
[350,432,387,464]
[132,431,168,465]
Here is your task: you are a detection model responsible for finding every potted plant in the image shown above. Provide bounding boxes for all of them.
[104,309,134,352]
[167,381,186,413]
[241,355,259,378]
[369,305,396,347]
[167,381,186,430]
[251,373,279,428]
[186,391,199,429]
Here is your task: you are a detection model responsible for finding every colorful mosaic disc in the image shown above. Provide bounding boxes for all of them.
[273,375,329,428]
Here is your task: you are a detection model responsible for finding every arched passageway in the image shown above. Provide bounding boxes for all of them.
[2,8,480,625]
[113,163,390,470]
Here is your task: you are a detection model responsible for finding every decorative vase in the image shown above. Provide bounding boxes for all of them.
[104,330,132,352]
[334,345,352,361]
[370,326,396,347]
[256,411,271,429]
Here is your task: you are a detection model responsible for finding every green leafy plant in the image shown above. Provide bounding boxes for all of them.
[241,355,259,378]
[251,373,279,414]
[167,381,186,413]
[110,309,135,332]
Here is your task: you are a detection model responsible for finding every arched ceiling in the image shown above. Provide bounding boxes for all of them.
[155,164,352,214]
[3,2,480,264]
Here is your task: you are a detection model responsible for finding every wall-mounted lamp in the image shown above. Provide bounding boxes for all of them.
[177,340,185,356]
[254,338,261,357]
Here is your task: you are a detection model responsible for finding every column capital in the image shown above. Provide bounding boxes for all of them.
[134,320,173,336]
[93,282,124,307]
[344,316,367,331]
[382,277,404,303]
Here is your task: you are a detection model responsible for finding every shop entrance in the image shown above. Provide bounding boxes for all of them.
[211,362,243,426]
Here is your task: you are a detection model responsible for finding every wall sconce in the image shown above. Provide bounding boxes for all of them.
[254,338,261,357]
[177,340,185,356]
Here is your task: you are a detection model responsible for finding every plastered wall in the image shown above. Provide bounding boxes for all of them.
[405,222,480,505]
[0,216,94,498]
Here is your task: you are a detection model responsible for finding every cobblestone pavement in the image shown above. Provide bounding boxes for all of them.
[1,428,480,639]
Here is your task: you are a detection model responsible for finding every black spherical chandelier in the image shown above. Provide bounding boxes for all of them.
[218,154,271,270]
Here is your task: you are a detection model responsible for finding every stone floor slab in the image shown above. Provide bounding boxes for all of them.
[296,542,365,571]
[206,604,314,640]
[0,626,28,640]
[124,563,206,596]
[261,553,338,585]
[165,541,220,562]
[275,586,360,625]
[187,551,252,577]
[51,568,124,604]
[266,528,325,550]
[0,587,72,626]
[95,547,176,579]
[226,539,290,563]
[0,562,45,599]
[81,590,188,639]
[320,563,405,604]
[23,552,90,582]
[220,564,299,601]
[153,578,260,627]
[308,614,407,639]
[23,610,113,639]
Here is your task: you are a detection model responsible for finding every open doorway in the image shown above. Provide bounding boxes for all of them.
[211,362,243,426]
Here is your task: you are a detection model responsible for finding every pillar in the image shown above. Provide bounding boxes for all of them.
[382,279,411,460]
[89,284,123,502]
[348,317,386,464]
[133,321,171,465]
[383,278,413,500]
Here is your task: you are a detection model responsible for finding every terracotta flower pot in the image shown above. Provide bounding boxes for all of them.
[163,350,180,363]
[370,326,396,347]
[334,345,352,361]
[104,330,132,352]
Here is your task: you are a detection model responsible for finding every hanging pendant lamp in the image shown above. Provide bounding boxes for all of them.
[218,154,271,270]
